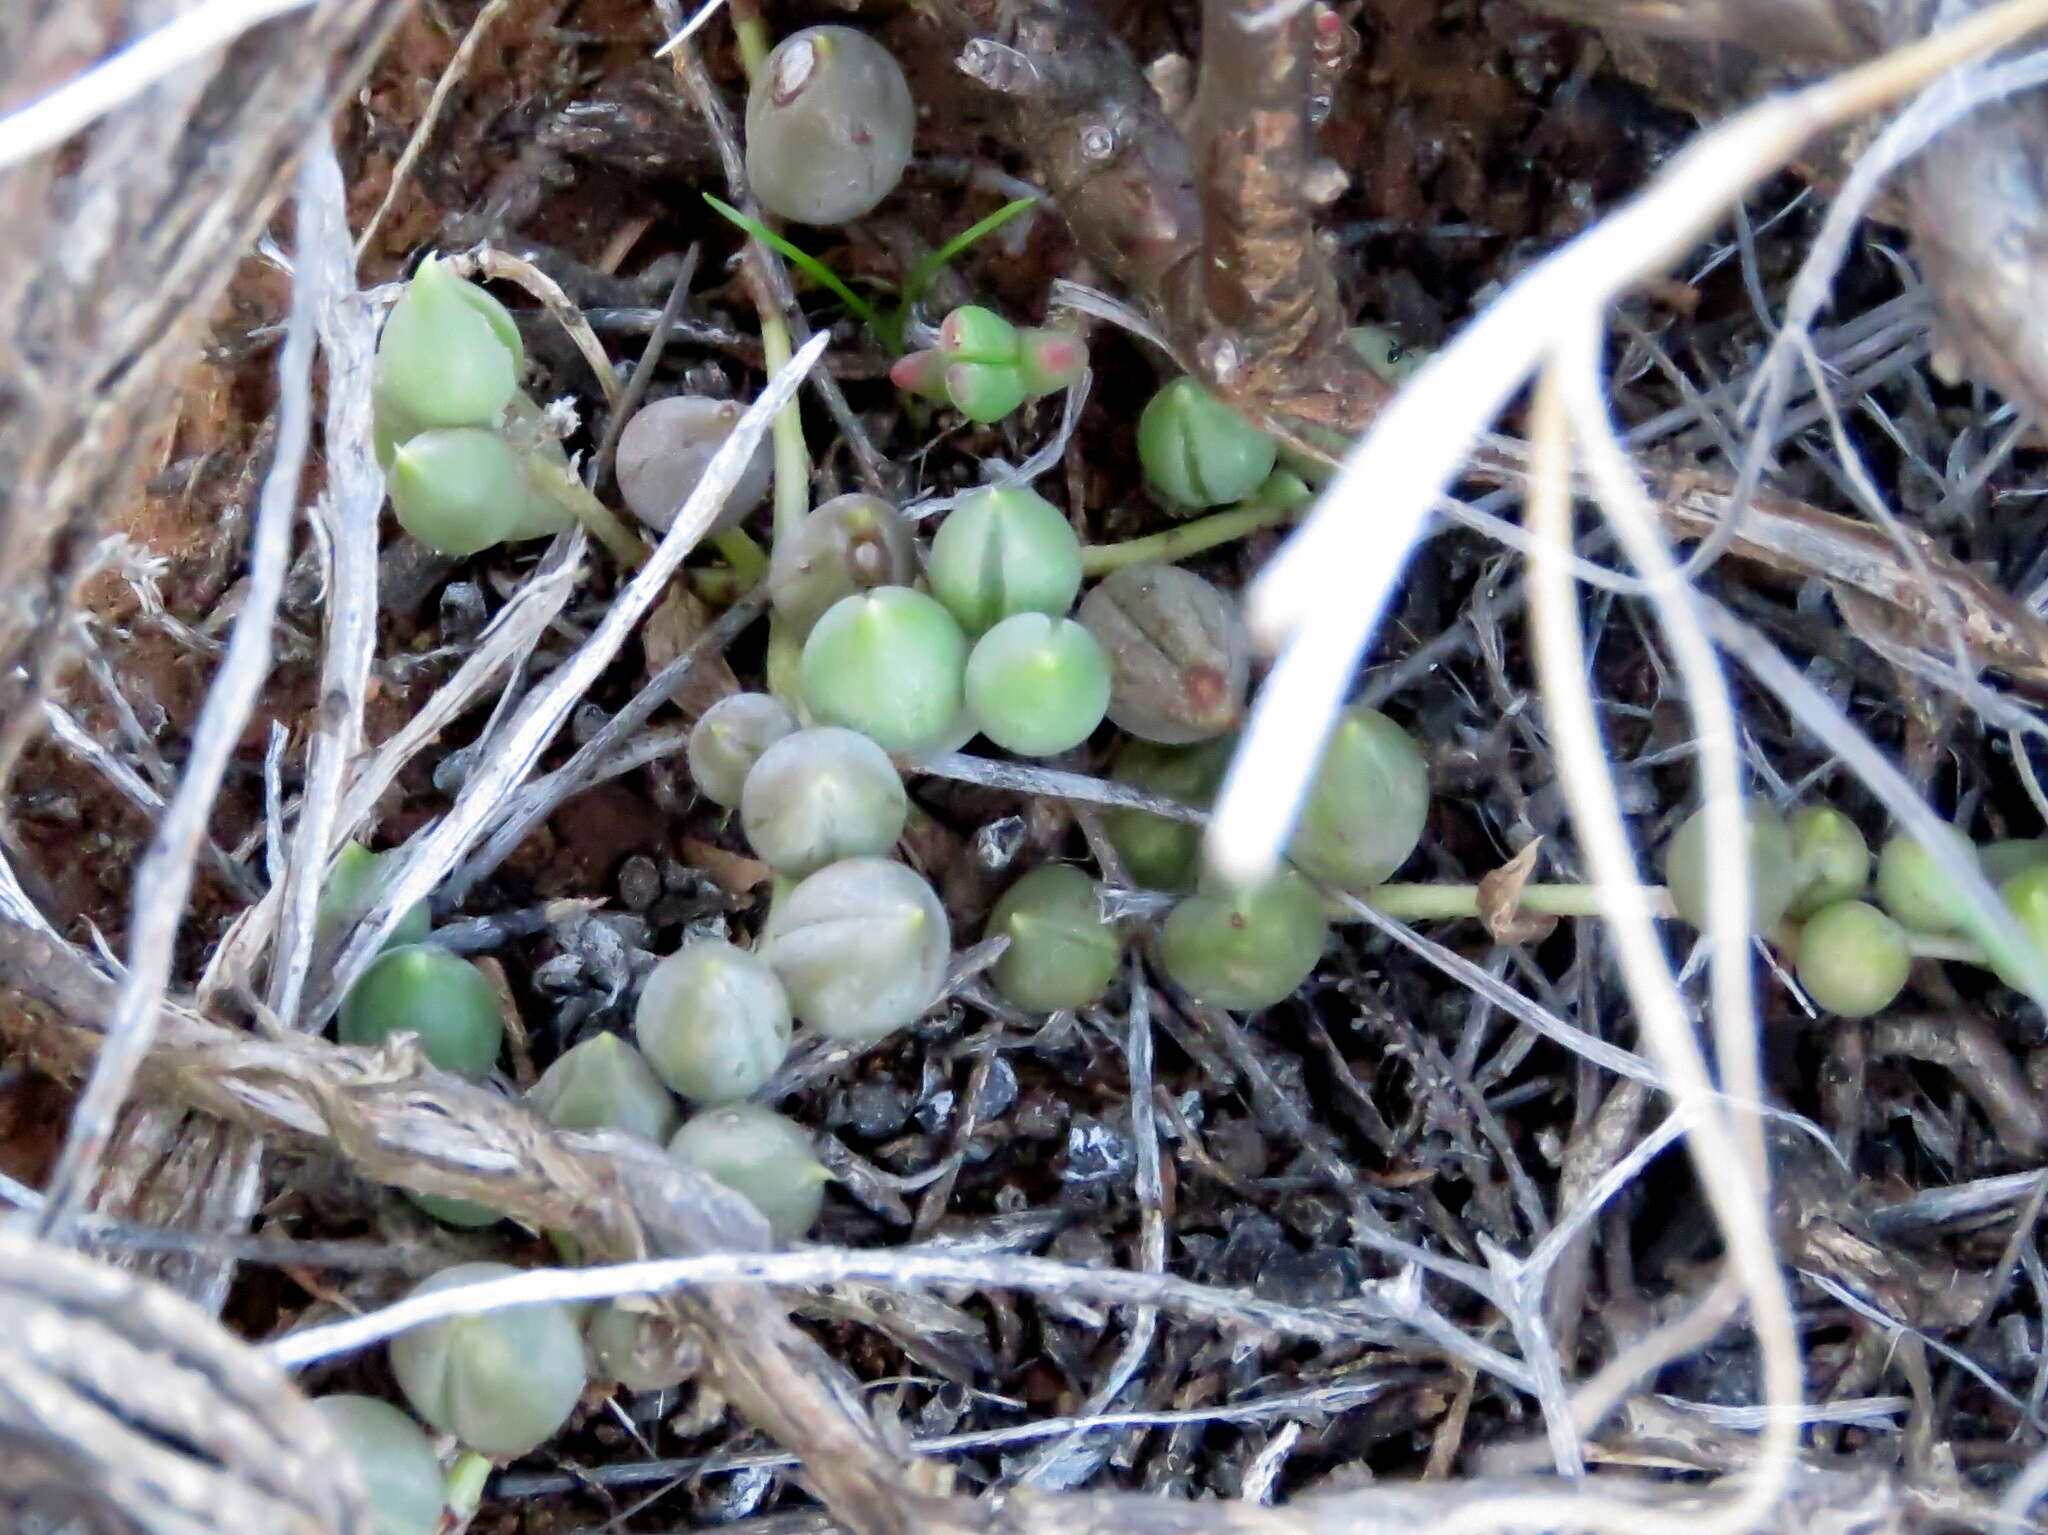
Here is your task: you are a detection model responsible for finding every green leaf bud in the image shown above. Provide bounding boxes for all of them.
[687,692,799,809]
[942,361,1028,423]
[740,726,908,877]
[527,1033,680,1144]
[339,945,504,1081]
[388,427,525,556]
[1104,735,1234,891]
[616,396,773,535]
[1785,805,1872,920]
[937,305,1020,365]
[965,613,1110,757]
[986,864,1121,1012]
[768,492,916,639]
[635,937,794,1103]
[318,842,431,954]
[585,1302,697,1392]
[1016,328,1089,397]
[1137,378,1278,511]
[1161,870,1329,1012]
[388,1262,586,1459]
[1795,900,1910,1017]
[668,1104,830,1242]
[374,256,521,432]
[762,857,949,1041]
[927,485,1083,636]
[798,587,969,755]
[1076,564,1248,744]
[745,26,914,225]
[1286,707,1429,891]
[1343,324,1429,384]
[1991,866,2048,990]
[1874,823,1981,935]
[1662,802,1798,934]
[314,1395,445,1535]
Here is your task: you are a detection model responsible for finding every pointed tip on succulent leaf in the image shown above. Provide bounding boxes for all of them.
[1017,328,1088,396]
[938,305,1019,365]
[890,349,949,400]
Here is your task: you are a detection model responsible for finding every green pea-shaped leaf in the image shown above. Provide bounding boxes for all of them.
[740,726,908,878]
[761,857,949,1041]
[669,1103,831,1242]
[1785,805,1872,920]
[585,1301,697,1392]
[318,842,431,955]
[1662,802,1797,934]
[744,26,914,225]
[1343,325,1430,385]
[374,256,521,433]
[388,1262,587,1459]
[315,1395,445,1535]
[405,1191,502,1228]
[1988,866,2048,991]
[1016,328,1089,397]
[1137,378,1278,511]
[1161,870,1329,1012]
[965,614,1110,758]
[986,865,1121,1012]
[1076,564,1248,745]
[527,1033,680,1144]
[687,692,799,810]
[1286,707,1429,891]
[1795,900,1910,1017]
[927,485,1084,636]
[1104,735,1234,891]
[1980,838,2048,886]
[339,945,504,1081]
[616,396,773,534]
[388,428,525,556]
[767,493,916,639]
[798,587,969,755]
[634,937,793,1103]
[1873,823,1981,935]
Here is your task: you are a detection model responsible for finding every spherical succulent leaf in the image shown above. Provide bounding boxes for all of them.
[1104,735,1235,891]
[1991,866,2048,991]
[687,692,799,809]
[1137,378,1278,511]
[527,1033,681,1144]
[798,587,969,755]
[986,864,1121,1012]
[314,1395,445,1535]
[1016,328,1088,397]
[388,1262,587,1459]
[740,726,908,877]
[668,1104,830,1242]
[1979,838,2048,886]
[1874,824,1981,935]
[339,945,504,1081]
[937,306,1020,365]
[927,486,1083,636]
[1286,707,1429,891]
[1795,900,1910,1017]
[1343,325,1429,385]
[767,493,916,639]
[388,428,525,556]
[761,857,949,1041]
[634,937,794,1103]
[585,1302,698,1392]
[965,614,1110,757]
[374,256,521,432]
[943,361,1028,423]
[405,1191,502,1228]
[1662,803,1798,934]
[744,26,914,225]
[318,842,431,954]
[616,396,773,535]
[1785,805,1872,920]
[1076,564,1249,744]
[1161,870,1329,1012]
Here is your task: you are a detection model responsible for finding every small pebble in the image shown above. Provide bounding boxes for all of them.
[617,854,662,911]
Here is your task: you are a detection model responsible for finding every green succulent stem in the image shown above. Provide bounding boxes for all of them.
[1357,882,1678,922]
[1081,500,1297,577]
[444,1449,492,1515]
[1904,932,1993,964]
[712,526,770,587]
[525,454,647,565]
[731,2,772,78]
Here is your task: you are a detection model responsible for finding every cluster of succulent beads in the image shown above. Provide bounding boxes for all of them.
[1661,800,2048,1017]
[891,306,1090,423]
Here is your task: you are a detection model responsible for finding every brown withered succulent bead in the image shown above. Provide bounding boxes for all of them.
[1075,563,1249,744]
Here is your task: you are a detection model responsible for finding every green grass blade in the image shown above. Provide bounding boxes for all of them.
[899,197,1040,330]
[702,193,883,335]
